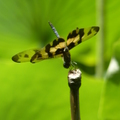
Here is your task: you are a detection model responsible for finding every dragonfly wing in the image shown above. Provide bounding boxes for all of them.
[12,49,39,63]
[12,38,66,63]
[31,38,66,63]
[67,27,99,50]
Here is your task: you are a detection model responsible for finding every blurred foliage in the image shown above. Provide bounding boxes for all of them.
[0,0,120,120]
[99,40,120,119]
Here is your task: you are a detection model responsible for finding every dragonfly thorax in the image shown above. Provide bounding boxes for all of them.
[63,47,71,68]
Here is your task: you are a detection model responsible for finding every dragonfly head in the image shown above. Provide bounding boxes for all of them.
[63,62,70,68]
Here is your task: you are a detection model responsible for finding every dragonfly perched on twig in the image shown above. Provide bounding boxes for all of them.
[12,22,99,69]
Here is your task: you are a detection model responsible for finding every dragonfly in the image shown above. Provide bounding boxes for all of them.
[12,24,99,69]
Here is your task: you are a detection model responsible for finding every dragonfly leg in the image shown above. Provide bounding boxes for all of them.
[69,61,78,70]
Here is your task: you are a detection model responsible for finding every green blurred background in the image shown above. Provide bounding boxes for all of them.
[0,0,120,120]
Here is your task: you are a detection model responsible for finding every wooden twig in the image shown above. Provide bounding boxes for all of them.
[68,69,81,120]
[48,21,60,38]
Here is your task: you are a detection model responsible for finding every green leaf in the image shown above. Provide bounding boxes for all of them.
[99,40,120,119]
